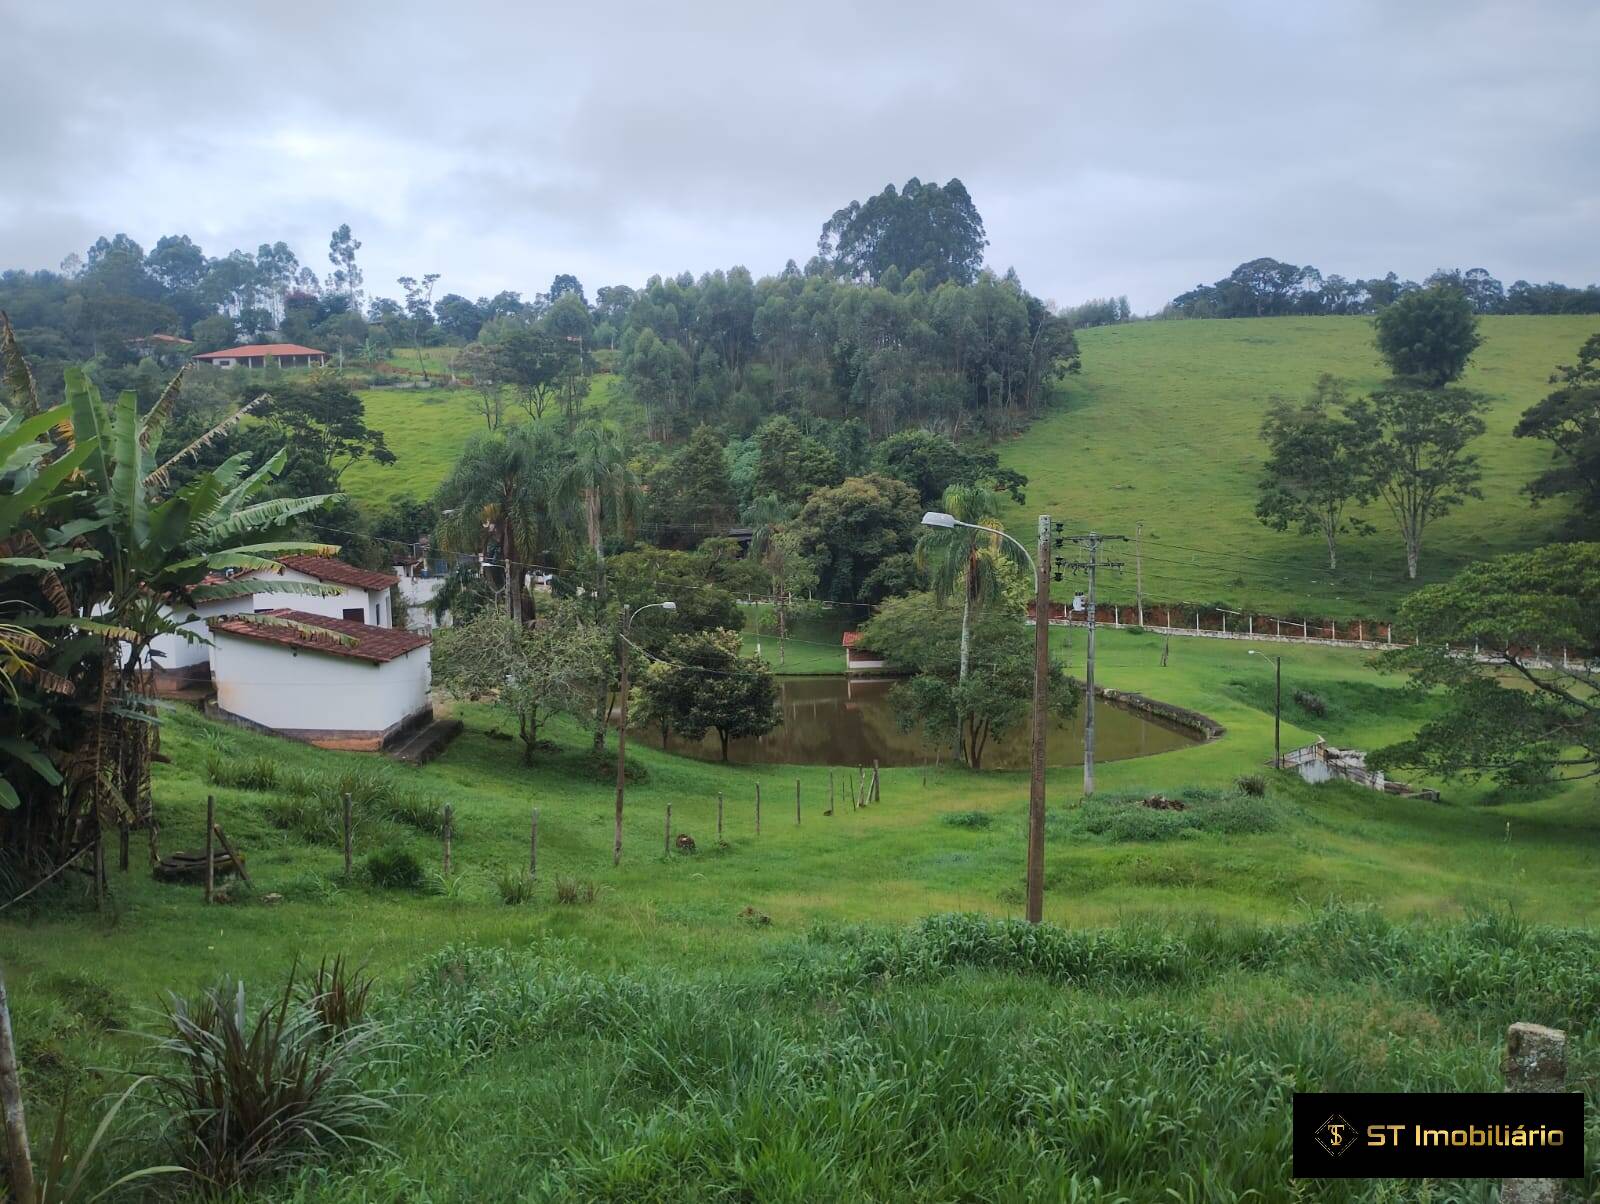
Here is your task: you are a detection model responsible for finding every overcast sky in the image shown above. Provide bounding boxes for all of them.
[5,1,1597,313]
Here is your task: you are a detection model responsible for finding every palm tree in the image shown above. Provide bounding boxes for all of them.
[554,421,642,751]
[915,485,1026,762]
[435,424,565,623]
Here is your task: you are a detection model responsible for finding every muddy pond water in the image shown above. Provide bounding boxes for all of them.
[651,675,1202,769]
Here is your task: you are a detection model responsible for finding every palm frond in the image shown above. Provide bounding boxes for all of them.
[144,394,266,490]
[205,493,341,541]
[230,612,357,647]
[188,578,339,603]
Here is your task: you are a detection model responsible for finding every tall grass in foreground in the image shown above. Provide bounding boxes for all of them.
[52,906,1600,1201]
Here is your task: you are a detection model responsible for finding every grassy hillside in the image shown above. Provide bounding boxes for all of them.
[998,315,1598,618]
[341,374,624,511]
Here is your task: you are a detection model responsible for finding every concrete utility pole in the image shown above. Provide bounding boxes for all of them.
[1057,532,1126,796]
[1135,521,1144,628]
[1026,514,1050,924]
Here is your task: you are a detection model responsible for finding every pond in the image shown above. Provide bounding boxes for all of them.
[650,675,1203,769]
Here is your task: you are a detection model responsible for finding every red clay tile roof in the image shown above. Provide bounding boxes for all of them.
[277,555,397,591]
[191,343,328,360]
[841,631,866,648]
[208,609,429,664]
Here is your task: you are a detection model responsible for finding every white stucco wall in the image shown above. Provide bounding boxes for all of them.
[269,568,387,626]
[395,575,447,631]
[211,635,430,734]
[145,597,238,671]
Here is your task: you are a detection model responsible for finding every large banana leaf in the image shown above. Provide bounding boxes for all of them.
[0,440,95,533]
[204,493,342,541]
[64,368,109,492]
[137,364,187,452]
[109,389,148,547]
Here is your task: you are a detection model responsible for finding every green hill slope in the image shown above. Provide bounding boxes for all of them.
[997,315,1597,618]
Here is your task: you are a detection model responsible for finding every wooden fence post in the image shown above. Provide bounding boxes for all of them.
[795,779,801,825]
[0,963,36,1204]
[1502,1022,1566,1204]
[442,804,453,875]
[829,771,834,814]
[871,760,880,803]
[204,794,215,904]
[857,766,865,808]
[665,802,672,857]
[341,792,353,877]
[755,784,761,835]
[212,824,251,889]
[717,791,724,841]
[529,807,538,877]
[847,774,856,810]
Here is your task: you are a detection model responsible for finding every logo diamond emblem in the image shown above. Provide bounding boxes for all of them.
[1315,1113,1359,1158]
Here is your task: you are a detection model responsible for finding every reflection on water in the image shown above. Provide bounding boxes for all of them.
[652,675,1202,769]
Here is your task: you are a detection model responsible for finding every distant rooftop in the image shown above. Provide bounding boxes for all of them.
[191,342,327,360]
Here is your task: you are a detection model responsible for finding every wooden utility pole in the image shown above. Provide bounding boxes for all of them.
[0,962,35,1204]
[1026,514,1050,925]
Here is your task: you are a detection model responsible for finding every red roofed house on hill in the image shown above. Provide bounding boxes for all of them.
[206,609,432,751]
[191,343,328,369]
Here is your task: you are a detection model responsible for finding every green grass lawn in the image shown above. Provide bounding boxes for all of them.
[341,374,624,512]
[999,315,1598,618]
[7,632,1598,1198]
[740,604,856,674]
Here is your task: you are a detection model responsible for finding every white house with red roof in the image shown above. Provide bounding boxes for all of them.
[207,609,432,751]
[841,630,886,671]
[143,557,398,683]
[191,343,328,369]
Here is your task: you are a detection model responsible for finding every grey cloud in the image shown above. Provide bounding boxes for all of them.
[2,0,1596,310]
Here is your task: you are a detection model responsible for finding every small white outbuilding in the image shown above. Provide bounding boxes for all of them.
[208,609,432,751]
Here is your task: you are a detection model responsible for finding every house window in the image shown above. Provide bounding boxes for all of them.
[343,607,365,622]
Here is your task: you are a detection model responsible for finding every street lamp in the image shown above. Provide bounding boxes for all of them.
[920,512,1036,575]
[613,601,677,865]
[921,510,1049,924]
[1247,649,1282,768]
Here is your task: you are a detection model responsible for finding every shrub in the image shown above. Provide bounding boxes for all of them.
[299,955,373,1032]
[365,847,424,891]
[553,875,597,906]
[496,867,537,905]
[1235,774,1266,797]
[942,810,993,829]
[1293,689,1327,717]
[142,974,392,1192]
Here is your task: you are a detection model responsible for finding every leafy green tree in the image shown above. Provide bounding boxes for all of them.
[793,474,920,603]
[1346,386,1487,579]
[819,178,988,286]
[435,424,567,622]
[258,376,395,483]
[608,547,743,654]
[862,593,1076,770]
[646,424,734,547]
[633,628,780,761]
[761,528,819,667]
[1372,284,1482,385]
[432,601,611,764]
[1254,375,1377,568]
[1515,333,1600,525]
[916,485,1023,693]
[454,342,506,430]
[1370,544,1600,790]
[752,416,842,506]
[493,325,568,421]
